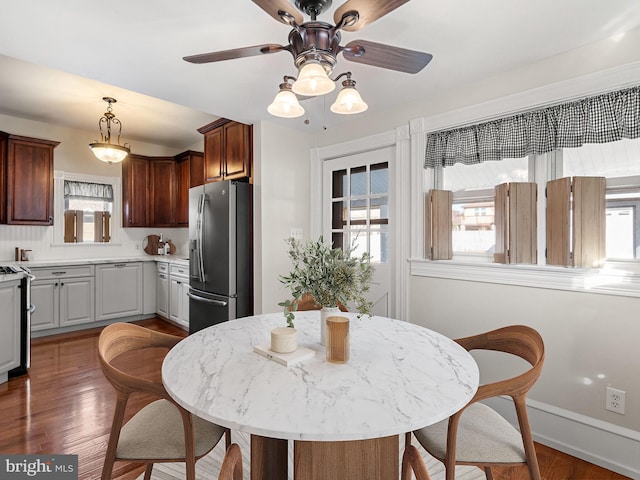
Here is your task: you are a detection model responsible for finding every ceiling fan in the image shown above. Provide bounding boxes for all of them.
[183,0,433,117]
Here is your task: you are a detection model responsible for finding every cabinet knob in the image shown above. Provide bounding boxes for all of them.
[61,282,64,286]
[49,216,53,224]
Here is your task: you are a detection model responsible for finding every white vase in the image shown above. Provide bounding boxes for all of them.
[320,307,340,345]
[271,327,297,353]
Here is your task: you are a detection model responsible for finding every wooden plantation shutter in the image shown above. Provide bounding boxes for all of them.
[425,190,452,260]
[546,177,571,266]
[546,176,606,267]
[63,210,83,243]
[94,211,111,243]
[494,182,537,264]
[573,177,606,267]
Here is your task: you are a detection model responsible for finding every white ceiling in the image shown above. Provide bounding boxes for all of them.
[1,0,640,151]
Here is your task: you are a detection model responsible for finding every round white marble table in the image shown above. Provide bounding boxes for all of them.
[162,312,479,479]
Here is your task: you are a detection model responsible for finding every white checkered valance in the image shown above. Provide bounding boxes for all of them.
[424,85,640,168]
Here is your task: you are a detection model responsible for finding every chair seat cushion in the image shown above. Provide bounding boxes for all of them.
[117,399,226,460]
[413,402,527,465]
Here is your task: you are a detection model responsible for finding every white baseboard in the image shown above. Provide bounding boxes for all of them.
[484,397,640,479]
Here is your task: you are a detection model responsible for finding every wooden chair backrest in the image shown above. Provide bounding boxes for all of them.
[456,324,545,402]
[98,322,182,398]
[401,445,433,480]
[217,443,243,480]
[292,293,349,312]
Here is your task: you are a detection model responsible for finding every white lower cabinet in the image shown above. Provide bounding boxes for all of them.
[95,262,143,321]
[157,262,169,318]
[169,264,189,329]
[31,266,95,332]
[0,279,21,379]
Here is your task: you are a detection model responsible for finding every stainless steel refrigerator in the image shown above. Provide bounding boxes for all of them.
[188,180,252,334]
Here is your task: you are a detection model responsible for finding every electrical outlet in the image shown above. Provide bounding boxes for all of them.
[606,387,626,414]
[289,227,303,240]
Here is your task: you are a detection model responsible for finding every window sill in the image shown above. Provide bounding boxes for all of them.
[409,258,640,298]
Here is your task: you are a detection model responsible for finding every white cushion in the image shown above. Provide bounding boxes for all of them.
[116,399,226,460]
[414,402,527,464]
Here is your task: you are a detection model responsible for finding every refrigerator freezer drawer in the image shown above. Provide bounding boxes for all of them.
[188,289,236,334]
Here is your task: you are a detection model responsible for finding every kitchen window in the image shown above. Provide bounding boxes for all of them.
[54,172,121,245]
[64,180,113,243]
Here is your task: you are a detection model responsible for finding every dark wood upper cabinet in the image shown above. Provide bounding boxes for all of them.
[203,127,224,183]
[180,150,204,188]
[198,119,252,184]
[4,134,59,225]
[149,157,176,227]
[0,133,6,224]
[122,154,149,227]
[123,151,202,228]
[174,152,196,225]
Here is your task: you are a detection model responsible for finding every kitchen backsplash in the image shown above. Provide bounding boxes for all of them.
[0,224,188,262]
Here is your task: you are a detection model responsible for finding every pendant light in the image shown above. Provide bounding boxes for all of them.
[89,97,131,164]
[292,60,335,96]
[330,73,368,114]
[268,77,305,118]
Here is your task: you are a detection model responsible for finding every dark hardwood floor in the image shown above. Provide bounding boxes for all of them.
[0,318,630,480]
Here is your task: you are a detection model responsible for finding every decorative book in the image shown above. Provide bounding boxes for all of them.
[253,344,315,367]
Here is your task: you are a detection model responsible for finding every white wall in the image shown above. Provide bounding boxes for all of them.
[0,113,190,261]
[252,121,312,315]
[305,28,640,477]
[312,24,640,148]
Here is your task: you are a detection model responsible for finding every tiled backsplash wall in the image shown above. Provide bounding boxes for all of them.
[0,225,189,262]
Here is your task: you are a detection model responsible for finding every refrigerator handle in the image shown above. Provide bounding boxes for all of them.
[196,192,206,283]
[187,291,228,307]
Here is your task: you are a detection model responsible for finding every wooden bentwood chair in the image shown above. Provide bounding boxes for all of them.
[293,292,349,312]
[409,325,545,480]
[98,322,230,480]
[218,443,243,480]
[401,444,433,480]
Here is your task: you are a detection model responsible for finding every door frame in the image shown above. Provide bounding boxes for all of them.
[310,126,412,320]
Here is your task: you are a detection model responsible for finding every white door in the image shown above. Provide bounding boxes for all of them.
[322,147,394,317]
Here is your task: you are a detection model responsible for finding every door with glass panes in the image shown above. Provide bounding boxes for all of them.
[322,147,393,317]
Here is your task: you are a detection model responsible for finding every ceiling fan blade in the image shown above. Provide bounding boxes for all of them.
[334,0,409,32]
[183,44,287,64]
[252,0,304,25]
[342,40,432,74]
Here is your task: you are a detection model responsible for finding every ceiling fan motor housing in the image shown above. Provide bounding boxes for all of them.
[289,21,340,73]
[295,0,332,19]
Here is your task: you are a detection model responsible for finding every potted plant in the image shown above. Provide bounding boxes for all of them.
[278,236,374,345]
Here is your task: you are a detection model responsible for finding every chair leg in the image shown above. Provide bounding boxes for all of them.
[101,396,128,480]
[143,464,153,480]
[225,428,232,449]
[484,466,494,480]
[405,432,412,447]
[514,398,542,480]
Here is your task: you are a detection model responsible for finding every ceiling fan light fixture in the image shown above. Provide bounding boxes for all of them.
[268,79,305,118]
[89,97,130,164]
[330,76,368,114]
[292,60,335,96]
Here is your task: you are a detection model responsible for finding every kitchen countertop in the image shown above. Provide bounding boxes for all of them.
[7,255,189,269]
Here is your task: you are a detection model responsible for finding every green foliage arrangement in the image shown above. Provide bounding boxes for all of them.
[278,236,374,328]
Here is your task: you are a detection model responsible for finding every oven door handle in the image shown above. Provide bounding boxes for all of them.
[29,304,36,314]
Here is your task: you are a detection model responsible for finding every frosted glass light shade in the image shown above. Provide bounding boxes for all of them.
[268,89,305,118]
[330,86,368,114]
[89,143,130,164]
[292,62,335,96]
